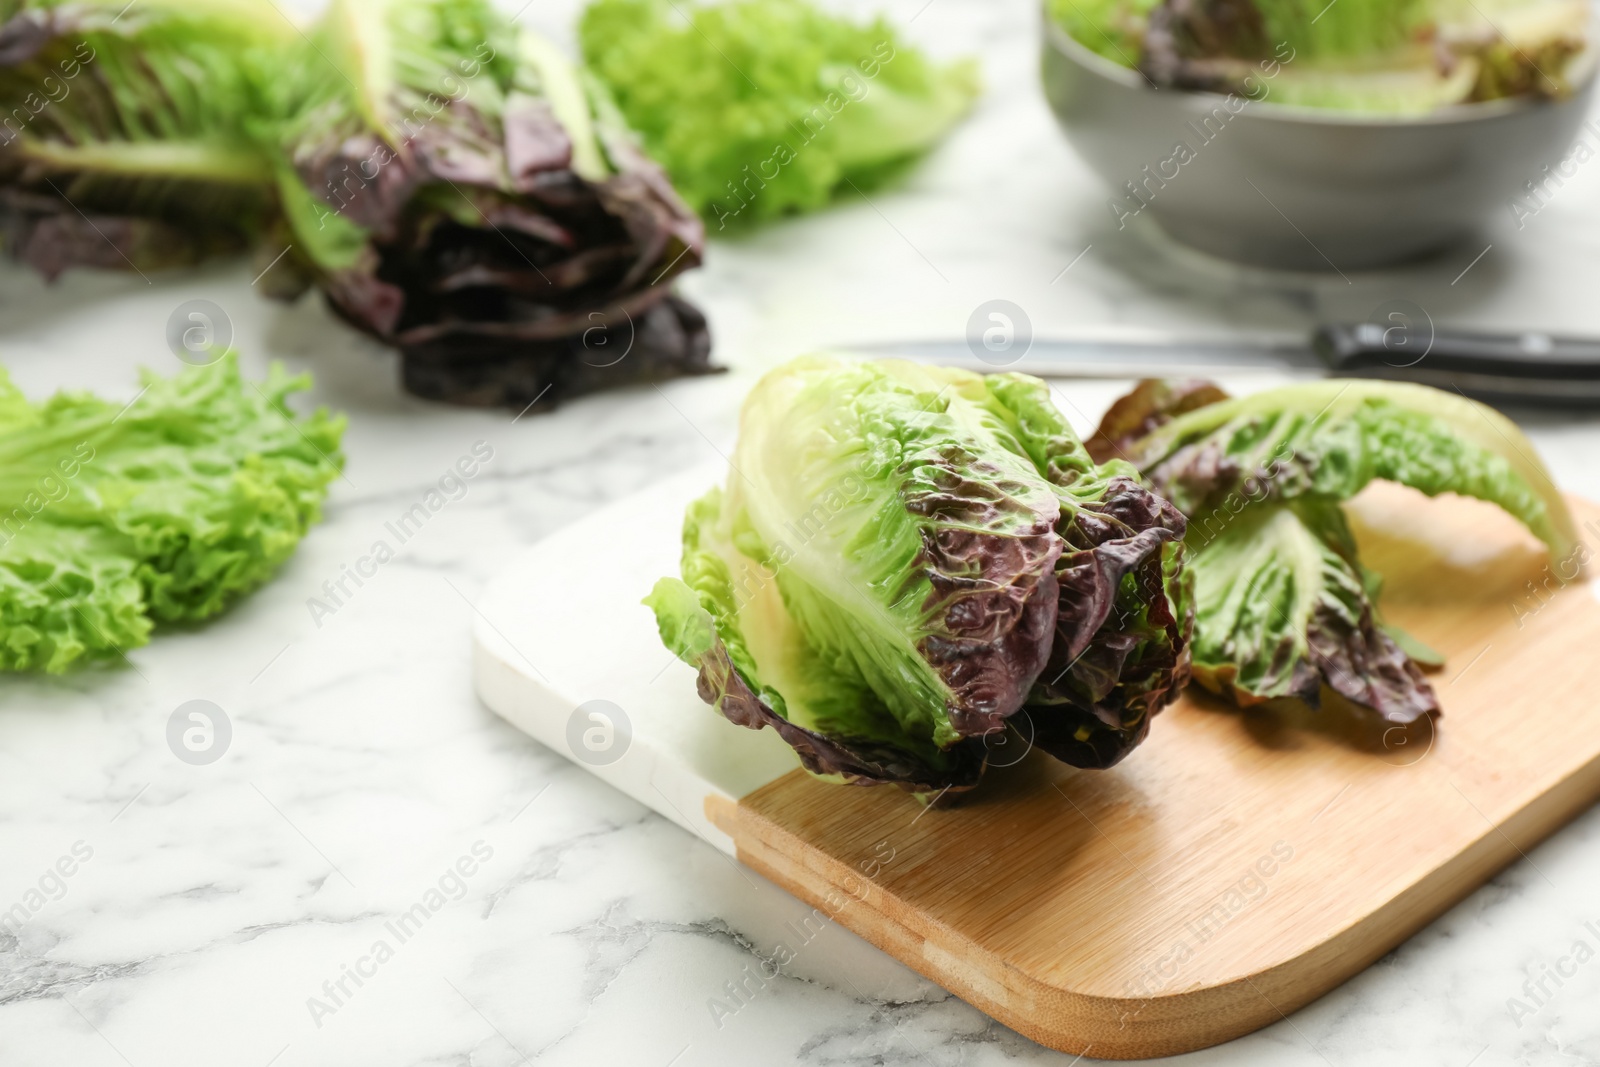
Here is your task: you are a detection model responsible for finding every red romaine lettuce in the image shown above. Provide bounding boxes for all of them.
[1090,377,1577,724]
[647,357,1194,792]
[268,0,713,409]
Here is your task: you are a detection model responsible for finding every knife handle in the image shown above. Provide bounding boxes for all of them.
[1312,324,1600,405]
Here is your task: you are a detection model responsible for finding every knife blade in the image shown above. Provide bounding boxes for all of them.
[862,325,1600,407]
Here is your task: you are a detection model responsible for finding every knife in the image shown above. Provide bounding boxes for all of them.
[867,325,1600,407]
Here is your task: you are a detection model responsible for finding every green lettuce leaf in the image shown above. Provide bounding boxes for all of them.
[1120,378,1576,560]
[1188,498,1437,721]
[1262,59,1483,114]
[1047,0,1163,67]
[645,487,989,789]
[1258,0,1432,59]
[0,352,343,672]
[580,0,980,228]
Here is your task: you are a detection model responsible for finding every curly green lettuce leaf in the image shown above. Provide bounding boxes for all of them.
[0,0,292,277]
[580,0,980,228]
[0,352,344,672]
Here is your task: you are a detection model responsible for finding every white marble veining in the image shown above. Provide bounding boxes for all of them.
[3,1,1600,1064]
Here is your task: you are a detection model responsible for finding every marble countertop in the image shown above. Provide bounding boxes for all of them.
[5,1,1600,1064]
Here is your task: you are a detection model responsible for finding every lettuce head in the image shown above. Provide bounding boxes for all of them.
[647,356,1191,792]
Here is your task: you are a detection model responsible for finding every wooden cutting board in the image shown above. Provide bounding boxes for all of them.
[472,462,1600,1059]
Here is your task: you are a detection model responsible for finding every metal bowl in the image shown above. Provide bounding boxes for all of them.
[1041,15,1600,270]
